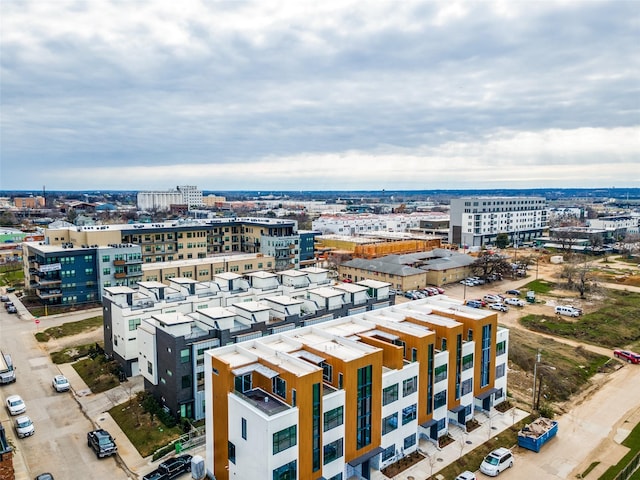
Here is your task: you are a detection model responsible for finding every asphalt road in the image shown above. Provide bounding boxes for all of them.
[0,303,129,480]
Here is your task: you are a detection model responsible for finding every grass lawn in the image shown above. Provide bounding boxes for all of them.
[109,399,183,458]
[520,290,640,349]
[72,356,120,393]
[51,342,100,364]
[523,279,555,294]
[35,315,103,342]
[433,416,532,479]
[508,330,613,402]
[599,420,640,480]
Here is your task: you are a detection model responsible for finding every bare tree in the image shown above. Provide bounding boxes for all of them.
[551,229,581,254]
[470,252,512,280]
[560,263,578,287]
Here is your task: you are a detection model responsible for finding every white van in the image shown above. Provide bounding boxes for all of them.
[555,305,581,317]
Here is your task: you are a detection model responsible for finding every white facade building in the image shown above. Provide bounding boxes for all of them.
[313,213,449,235]
[449,196,548,247]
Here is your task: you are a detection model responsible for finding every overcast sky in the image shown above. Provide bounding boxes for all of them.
[1,0,639,191]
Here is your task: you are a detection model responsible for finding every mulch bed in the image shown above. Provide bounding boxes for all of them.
[381,450,425,478]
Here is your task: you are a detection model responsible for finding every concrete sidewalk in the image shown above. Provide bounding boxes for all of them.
[370,407,530,480]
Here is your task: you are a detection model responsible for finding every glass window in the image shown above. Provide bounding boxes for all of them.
[403,376,418,396]
[496,363,506,378]
[272,460,296,480]
[496,341,506,356]
[180,348,190,363]
[321,361,332,383]
[241,418,247,440]
[323,406,343,432]
[128,318,141,331]
[181,375,191,389]
[228,441,235,464]
[404,433,416,449]
[273,425,297,454]
[402,404,417,425]
[323,438,343,465]
[382,444,395,462]
[462,353,474,371]
[461,378,473,396]
[434,364,447,383]
[383,384,398,406]
[382,413,398,435]
[273,377,286,399]
[434,390,447,409]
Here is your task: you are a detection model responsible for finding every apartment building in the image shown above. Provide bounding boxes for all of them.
[449,196,548,247]
[588,215,639,238]
[313,213,449,235]
[43,217,301,269]
[104,270,395,417]
[24,242,142,306]
[204,295,508,480]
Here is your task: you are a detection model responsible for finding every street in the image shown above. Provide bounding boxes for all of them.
[0,303,129,480]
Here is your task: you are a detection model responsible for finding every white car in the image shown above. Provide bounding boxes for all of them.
[480,447,514,476]
[489,303,509,312]
[504,297,525,307]
[15,415,35,438]
[483,294,503,303]
[52,374,70,392]
[455,471,476,480]
[6,394,26,415]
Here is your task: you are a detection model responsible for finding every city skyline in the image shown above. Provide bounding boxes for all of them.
[1,1,639,191]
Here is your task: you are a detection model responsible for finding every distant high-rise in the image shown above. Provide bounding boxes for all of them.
[137,185,203,211]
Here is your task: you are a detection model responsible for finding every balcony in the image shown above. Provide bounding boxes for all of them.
[113,260,126,266]
[114,272,127,279]
[126,257,142,264]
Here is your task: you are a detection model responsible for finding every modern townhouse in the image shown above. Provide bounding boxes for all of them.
[449,196,548,247]
[204,295,508,480]
[104,269,396,417]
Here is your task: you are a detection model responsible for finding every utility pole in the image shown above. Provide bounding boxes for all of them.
[532,349,541,413]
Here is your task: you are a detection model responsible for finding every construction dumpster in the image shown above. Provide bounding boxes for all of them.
[517,417,558,452]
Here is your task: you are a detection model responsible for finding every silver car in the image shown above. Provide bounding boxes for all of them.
[52,374,70,392]
[6,394,26,415]
[15,415,35,438]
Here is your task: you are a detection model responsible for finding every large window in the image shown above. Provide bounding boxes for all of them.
[312,383,321,471]
[496,363,506,378]
[321,361,333,383]
[128,318,141,331]
[273,425,297,454]
[235,373,251,393]
[180,348,190,363]
[323,438,343,465]
[434,364,447,383]
[462,353,474,371]
[273,460,296,480]
[324,406,343,432]
[357,365,372,449]
[273,377,286,399]
[404,433,416,449]
[461,378,473,396]
[403,376,418,397]
[402,404,417,425]
[481,324,492,387]
[382,444,395,462]
[382,413,398,435]
[496,340,506,356]
[434,390,447,409]
[383,384,398,405]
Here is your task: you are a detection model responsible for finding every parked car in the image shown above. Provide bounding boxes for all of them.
[0,295,9,302]
[489,303,509,312]
[6,394,26,415]
[555,305,581,317]
[506,289,521,296]
[483,294,503,303]
[455,471,477,480]
[435,287,445,294]
[4,301,14,310]
[7,305,17,314]
[480,447,514,476]
[613,350,640,364]
[157,454,192,479]
[504,297,525,307]
[142,470,168,480]
[52,374,70,392]
[34,474,54,480]
[15,415,35,438]
[465,300,483,308]
[87,429,117,458]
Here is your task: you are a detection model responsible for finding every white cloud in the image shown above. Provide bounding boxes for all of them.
[1,0,638,190]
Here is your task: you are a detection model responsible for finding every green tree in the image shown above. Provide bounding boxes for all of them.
[496,233,509,249]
